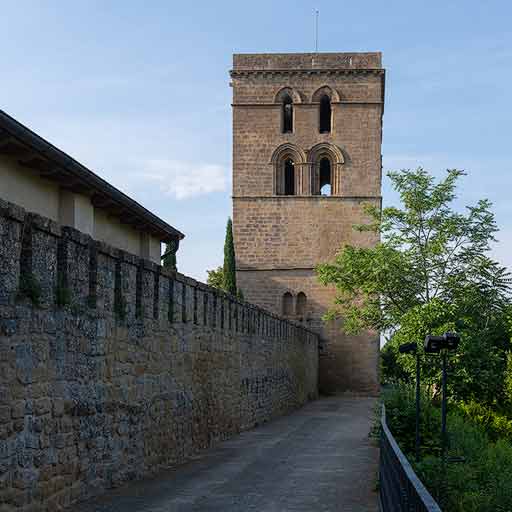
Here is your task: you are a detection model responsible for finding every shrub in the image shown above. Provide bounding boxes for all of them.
[457,401,512,443]
[384,385,442,457]
[383,386,512,511]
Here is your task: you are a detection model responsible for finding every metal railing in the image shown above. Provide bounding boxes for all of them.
[380,405,442,512]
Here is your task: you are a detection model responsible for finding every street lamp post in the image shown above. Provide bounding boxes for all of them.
[424,332,460,464]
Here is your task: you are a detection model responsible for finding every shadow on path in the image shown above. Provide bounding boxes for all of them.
[73,395,379,512]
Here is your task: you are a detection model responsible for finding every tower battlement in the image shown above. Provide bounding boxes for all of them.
[232,52,382,71]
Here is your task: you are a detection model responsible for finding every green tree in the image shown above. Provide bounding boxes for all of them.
[317,168,511,403]
[162,240,178,271]
[222,217,237,295]
[505,352,512,406]
[207,266,224,289]
[206,218,238,295]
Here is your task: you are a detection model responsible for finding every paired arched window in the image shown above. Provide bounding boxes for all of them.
[272,143,343,197]
[282,292,293,316]
[319,158,332,196]
[282,291,307,320]
[282,94,293,133]
[319,95,332,133]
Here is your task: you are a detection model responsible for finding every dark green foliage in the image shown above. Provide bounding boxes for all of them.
[87,294,96,309]
[114,294,127,321]
[18,272,42,306]
[505,353,512,406]
[162,240,178,271]
[384,386,512,512]
[381,302,512,405]
[318,168,512,406]
[223,218,237,295]
[384,385,443,458]
[206,218,239,296]
[55,275,71,307]
[324,167,512,508]
[317,168,510,336]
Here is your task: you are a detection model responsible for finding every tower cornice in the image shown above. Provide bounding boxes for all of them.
[230,68,385,78]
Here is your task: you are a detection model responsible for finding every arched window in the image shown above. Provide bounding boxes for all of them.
[319,95,331,133]
[284,158,295,196]
[282,94,293,133]
[282,292,293,316]
[319,158,332,196]
[296,292,307,318]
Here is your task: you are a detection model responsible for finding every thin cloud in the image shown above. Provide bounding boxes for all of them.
[139,159,228,200]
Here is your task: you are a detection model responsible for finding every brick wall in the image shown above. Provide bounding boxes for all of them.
[0,199,319,511]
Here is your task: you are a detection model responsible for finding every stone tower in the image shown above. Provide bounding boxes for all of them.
[230,53,385,394]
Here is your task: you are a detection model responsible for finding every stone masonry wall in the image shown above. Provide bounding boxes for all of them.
[0,198,319,511]
[231,52,383,394]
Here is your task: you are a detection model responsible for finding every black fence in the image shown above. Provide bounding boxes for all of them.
[380,405,442,512]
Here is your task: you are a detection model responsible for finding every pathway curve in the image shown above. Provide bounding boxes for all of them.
[74,395,379,512]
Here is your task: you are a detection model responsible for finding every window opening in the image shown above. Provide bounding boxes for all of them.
[296,292,307,318]
[319,158,332,196]
[284,159,295,196]
[319,95,331,133]
[282,292,293,316]
[282,95,293,133]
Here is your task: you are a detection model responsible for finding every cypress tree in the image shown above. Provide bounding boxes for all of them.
[162,240,178,271]
[223,217,237,295]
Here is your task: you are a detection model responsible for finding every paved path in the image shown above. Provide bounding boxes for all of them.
[75,396,379,512]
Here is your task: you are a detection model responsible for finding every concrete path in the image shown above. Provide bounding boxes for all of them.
[75,396,379,512]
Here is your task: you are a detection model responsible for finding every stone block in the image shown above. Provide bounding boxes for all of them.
[52,400,64,418]
[11,401,25,419]
[34,399,51,417]
[0,407,9,424]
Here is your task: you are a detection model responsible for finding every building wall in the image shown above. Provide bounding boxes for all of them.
[0,155,163,263]
[237,269,378,393]
[93,208,142,257]
[233,197,379,269]
[232,76,383,198]
[0,199,319,511]
[231,52,384,394]
[0,155,60,220]
[59,189,94,235]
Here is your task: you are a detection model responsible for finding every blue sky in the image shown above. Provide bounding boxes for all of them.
[1,1,511,281]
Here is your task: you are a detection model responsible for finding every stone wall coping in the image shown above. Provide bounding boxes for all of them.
[94,239,119,259]
[0,197,25,222]
[142,259,160,273]
[115,248,139,265]
[0,197,320,338]
[61,226,92,247]
[27,212,61,237]
[0,200,63,237]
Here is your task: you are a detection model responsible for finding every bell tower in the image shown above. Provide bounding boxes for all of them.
[230,53,385,393]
